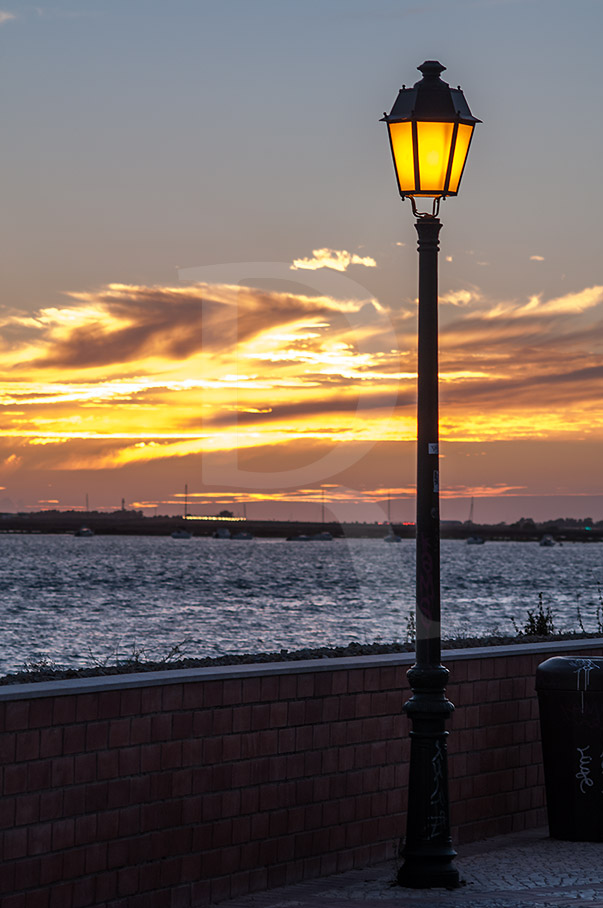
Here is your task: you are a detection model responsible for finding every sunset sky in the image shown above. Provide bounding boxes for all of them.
[1,0,602,523]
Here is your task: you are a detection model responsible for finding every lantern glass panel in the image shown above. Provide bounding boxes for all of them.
[447,123,474,194]
[416,121,455,194]
[388,121,416,194]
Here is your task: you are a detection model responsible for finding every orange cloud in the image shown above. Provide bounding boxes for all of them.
[0,278,602,499]
[291,248,377,272]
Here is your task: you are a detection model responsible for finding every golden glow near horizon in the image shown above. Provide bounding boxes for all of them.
[1,278,603,509]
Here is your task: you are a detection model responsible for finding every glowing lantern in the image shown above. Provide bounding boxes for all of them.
[382,60,480,201]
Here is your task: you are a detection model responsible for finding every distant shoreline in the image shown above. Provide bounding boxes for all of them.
[0,511,602,542]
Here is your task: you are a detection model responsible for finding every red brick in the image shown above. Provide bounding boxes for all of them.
[172,711,194,738]
[73,752,96,783]
[85,721,108,751]
[140,743,162,772]
[52,697,77,726]
[172,768,193,797]
[97,749,119,779]
[222,678,242,705]
[75,814,98,845]
[75,694,99,722]
[278,674,297,700]
[222,734,241,762]
[287,700,306,725]
[39,853,64,886]
[314,672,334,697]
[15,792,41,825]
[28,821,52,855]
[338,695,358,721]
[304,699,325,725]
[119,745,141,775]
[97,810,119,840]
[107,839,130,869]
[240,786,260,816]
[97,690,121,718]
[39,790,62,822]
[107,778,131,808]
[4,826,28,859]
[16,730,40,762]
[321,695,340,722]
[85,780,110,811]
[86,842,107,876]
[108,718,131,747]
[129,715,152,744]
[210,876,232,903]
[0,796,16,831]
[296,674,315,698]
[72,875,95,908]
[51,756,74,787]
[239,677,259,703]
[117,866,139,897]
[269,701,288,728]
[201,680,223,708]
[161,684,183,711]
[255,729,277,756]
[6,701,30,731]
[255,676,277,702]
[63,725,86,755]
[4,763,29,794]
[151,713,172,741]
[24,890,49,908]
[0,731,16,763]
[52,817,75,850]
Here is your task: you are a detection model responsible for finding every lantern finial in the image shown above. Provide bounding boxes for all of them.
[417,61,446,79]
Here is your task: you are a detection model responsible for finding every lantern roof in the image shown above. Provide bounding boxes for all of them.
[382,61,481,126]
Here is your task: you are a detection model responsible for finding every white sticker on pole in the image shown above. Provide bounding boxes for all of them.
[433,470,439,492]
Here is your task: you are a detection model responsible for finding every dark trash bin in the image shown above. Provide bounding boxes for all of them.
[536,655,603,841]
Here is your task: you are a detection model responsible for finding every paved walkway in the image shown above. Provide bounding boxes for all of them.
[221,830,603,908]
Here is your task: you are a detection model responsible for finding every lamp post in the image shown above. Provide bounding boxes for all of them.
[381,61,480,888]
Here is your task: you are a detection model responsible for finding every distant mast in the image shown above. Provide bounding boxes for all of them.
[184,484,188,520]
[85,493,89,512]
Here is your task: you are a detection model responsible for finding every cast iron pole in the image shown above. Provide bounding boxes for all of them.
[397,215,460,889]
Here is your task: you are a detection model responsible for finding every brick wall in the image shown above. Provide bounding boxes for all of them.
[1,638,601,907]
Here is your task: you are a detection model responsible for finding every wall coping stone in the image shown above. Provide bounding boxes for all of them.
[0,637,601,702]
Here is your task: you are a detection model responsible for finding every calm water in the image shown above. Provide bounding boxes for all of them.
[0,535,601,676]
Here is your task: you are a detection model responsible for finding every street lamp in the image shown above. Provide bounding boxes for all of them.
[381,61,480,889]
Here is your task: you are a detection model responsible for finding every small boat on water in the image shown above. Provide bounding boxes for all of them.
[231,531,253,540]
[383,531,402,543]
[171,528,192,539]
[286,530,333,541]
[74,526,94,537]
[213,528,231,539]
[171,483,192,538]
[383,494,402,542]
[539,534,555,547]
[467,535,485,545]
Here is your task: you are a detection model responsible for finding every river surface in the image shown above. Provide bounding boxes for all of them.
[0,535,601,675]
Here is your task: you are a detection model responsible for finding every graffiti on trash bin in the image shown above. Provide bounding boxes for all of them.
[576,745,594,794]
[568,659,601,691]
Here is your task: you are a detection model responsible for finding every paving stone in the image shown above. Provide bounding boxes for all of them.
[219,829,603,908]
